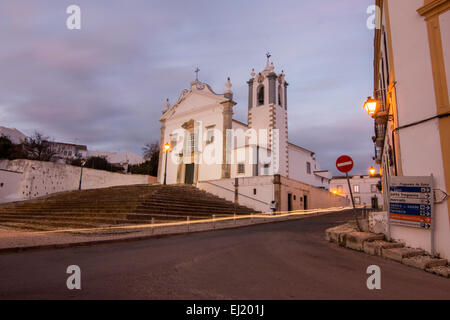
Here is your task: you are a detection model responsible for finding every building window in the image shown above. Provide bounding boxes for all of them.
[353,185,360,193]
[257,86,265,106]
[170,134,178,147]
[354,197,361,205]
[263,164,270,175]
[278,85,282,106]
[237,163,245,175]
[371,184,377,193]
[253,188,257,195]
[206,129,215,144]
[337,185,343,193]
[188,133,197,153]
[306,162,311,174]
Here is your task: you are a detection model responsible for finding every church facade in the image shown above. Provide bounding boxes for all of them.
[157,58,343,212]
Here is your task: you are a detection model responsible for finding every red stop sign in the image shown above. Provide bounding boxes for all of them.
[336,155,354,173]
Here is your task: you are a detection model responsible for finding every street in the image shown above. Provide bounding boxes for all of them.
[0,211,449,300]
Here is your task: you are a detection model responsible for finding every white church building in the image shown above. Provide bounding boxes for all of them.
[157,58,347,212]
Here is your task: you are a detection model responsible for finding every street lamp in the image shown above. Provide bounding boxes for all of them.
[78,160,86,191]
[369,166,376,176]
[364,96,379,117]
[163,143,172,185]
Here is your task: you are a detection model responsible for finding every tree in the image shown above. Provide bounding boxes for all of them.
[21,131,57,162]
[139,142,159,176]
[142,142,159,160]
[85,156,122,172]
[0,135,13,159]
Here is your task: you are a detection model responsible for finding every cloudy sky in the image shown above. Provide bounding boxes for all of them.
[0,0,375,175]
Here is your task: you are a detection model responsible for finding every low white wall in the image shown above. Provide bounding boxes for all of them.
[197,176,273,212]
[198,175,348,213]
[0,159,156,203]
[0,169,23,203]
[280,176,348,211]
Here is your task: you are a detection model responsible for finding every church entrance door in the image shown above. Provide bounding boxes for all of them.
[185,163,194,185]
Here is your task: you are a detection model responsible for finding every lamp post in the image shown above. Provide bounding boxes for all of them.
[163,143,172,185]
[369,166,377,177]
[78,160,86,191]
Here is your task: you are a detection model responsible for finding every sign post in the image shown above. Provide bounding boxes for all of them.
[389,175,435,255]
[336,155,360,230]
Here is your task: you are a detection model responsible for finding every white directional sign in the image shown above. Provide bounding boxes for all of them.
[389,176,434,229]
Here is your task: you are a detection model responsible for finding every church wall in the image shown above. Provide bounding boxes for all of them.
[0,159,155,203]
[279,176,348,212]
[273,104,289,176]
[197,176,274,212]
[162,103,225,184]
[198,175,348,213]
[288,145,323,187]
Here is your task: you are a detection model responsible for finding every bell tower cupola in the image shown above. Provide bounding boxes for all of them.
[247,54,290,177]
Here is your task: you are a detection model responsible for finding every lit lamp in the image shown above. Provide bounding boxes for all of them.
[364,96,379,117]
[163,143,172,185]
[369,167,376,176]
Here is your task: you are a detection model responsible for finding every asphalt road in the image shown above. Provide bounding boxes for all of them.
[0,211,449,300]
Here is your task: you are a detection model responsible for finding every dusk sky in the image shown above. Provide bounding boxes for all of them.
[0,0,375,175]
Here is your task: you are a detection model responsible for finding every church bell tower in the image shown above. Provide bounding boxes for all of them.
[247,54,289,177]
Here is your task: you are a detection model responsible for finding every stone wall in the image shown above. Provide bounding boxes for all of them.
[0,159,157,203]
[279,175,349,212]
[197,175,348,213]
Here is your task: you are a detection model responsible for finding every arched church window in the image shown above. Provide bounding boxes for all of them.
[257,86,265,106]
[278,85,282,106]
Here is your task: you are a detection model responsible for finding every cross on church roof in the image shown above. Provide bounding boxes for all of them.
[266,52,272,60]
[195,67,200,81]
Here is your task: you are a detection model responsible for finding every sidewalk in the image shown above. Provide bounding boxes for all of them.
[325,222,450,279]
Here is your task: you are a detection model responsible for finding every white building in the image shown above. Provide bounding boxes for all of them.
[330,175,382,209]
[0,126,26,144]
[156,58,344,212]
[49,141,87,163]
[158,58,331,189]
[368,0,450,259]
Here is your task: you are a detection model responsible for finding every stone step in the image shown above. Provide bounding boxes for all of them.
[343,231,385,251]
[363,240,404,256]
[0,184,259,231]
[425,265,450,278]
[136,204,254,214]
[382,247,426,262]
[402,255,447,270]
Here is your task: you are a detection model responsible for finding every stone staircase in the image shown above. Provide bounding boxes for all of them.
[0,184,257,231]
